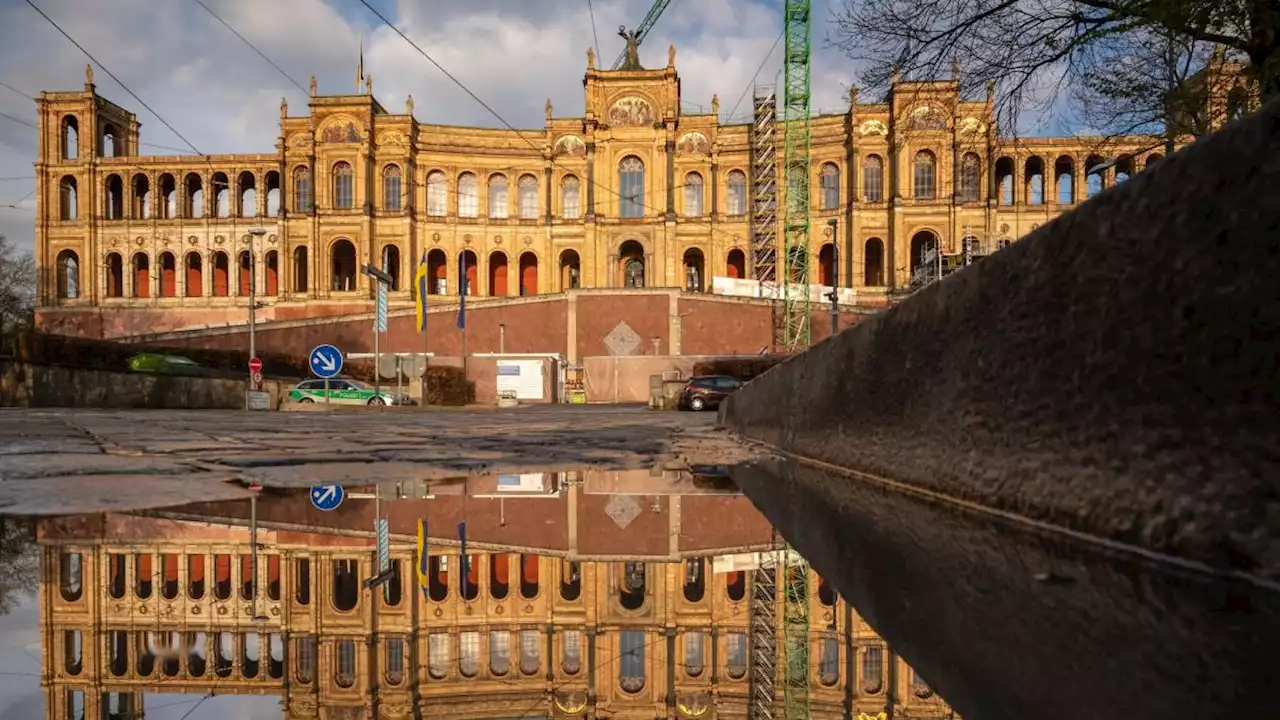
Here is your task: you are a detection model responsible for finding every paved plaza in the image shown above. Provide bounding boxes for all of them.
[0,405,762,515]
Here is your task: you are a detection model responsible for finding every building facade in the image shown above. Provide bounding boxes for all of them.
[31,50,1207,336]
[37,473,956,719]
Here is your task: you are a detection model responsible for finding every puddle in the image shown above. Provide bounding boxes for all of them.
[0,468,954,719]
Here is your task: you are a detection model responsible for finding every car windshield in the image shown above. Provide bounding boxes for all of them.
[347,380,372,390]
[163,356,199,366]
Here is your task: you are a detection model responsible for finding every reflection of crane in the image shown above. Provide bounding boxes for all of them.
[611,0,676,70]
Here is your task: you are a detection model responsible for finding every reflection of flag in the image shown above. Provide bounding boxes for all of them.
[456,254,467,330]
[414,252,428,332]
[457,522,468,577]
[416,517,429,600]
[356,37,364,90]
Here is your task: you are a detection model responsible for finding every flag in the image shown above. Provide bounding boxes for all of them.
[456,254,467,330]
[416,517,429,601]
[356,37,364,90]
[414,252,428,332]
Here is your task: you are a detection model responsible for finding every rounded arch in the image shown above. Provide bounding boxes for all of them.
[380,244,401,291]
[460,250,478,296]
[488,173,509,218]
[237,171,257,218]
[426,170,447,216]
[518,174,539,219]
[618,156,645,218]
[59,175,78,221]
[104,174,124,220]
[683,171,704,217]
[105,252,124,298]
[559,249,581,291]
[212,251,230,296]
[55,249,80,300]
[292,246,308,293]
[158,174,177,219]
[618,239,645,288]
[958,152,982,202]
[332,162,354,210]
[909,229,941,273]
[488,250,509,296]
[427,248,448,294]
[264,250,279,296]
[726,248,746,279]
[457,172,478,217]
[912,150,937,199]
[131,252,150,299]
[818,243,835,287]
[682,247,705,292]
[560,174,582,219]
[100,123,119,157]
[382,164,402,211]
[61,115,79,160]
[725,169,747,215]
[184,251,203,298]
[818,162,840,210]
[330,238,357,292]
[863,237,885,287]
[519,251,539,296]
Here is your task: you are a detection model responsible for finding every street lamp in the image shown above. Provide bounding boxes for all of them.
[825,217,839,335]
[246,226,270,409]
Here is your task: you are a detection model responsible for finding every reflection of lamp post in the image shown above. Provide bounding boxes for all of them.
[245,227,270,409]
[825,217,839,335]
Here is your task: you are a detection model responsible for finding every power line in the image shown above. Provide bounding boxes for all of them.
[190,0,308,96]
[23,0,203,156]
[0,110,35,129]
[0,80,33,100]
[726,29,784,123]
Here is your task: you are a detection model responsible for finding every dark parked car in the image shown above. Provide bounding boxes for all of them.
[678,375,744,411]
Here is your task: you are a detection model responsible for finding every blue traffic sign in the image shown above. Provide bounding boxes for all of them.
[310,484,345,511]
[310,344,343,379]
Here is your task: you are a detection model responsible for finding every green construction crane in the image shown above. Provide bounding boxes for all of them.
[612,0,676,70]
[780,0,813,352]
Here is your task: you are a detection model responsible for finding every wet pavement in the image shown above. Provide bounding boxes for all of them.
[0,406,764,515]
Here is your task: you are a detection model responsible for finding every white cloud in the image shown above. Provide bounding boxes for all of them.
[0,0,866,253]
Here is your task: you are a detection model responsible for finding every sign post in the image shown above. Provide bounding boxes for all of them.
[310,343,343,405]
[362,264,394,406]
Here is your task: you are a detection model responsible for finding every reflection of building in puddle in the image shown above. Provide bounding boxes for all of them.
[38,500,956,719]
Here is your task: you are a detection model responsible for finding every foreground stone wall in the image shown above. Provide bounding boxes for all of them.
[721,97,1280,718]
[0,362,289,409]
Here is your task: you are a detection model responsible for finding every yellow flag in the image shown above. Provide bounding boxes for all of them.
[414,252,428,332]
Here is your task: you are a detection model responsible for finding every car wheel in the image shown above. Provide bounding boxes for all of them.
[297,397,314,404]
[690,397,706,411]
[368,396,386,406]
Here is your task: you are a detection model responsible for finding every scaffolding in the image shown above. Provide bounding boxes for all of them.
[780,541,812,719]
[906,229,1008,294]
[748,553,779,720]
[779,0,813,352]
[750,88,781,339]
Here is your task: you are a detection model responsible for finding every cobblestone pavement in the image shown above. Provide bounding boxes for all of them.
[0,406,761,515]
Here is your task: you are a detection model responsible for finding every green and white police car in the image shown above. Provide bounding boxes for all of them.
[287,379,414,406]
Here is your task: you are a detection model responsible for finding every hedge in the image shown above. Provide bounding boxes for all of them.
[343,361,474,406]
[10,331,309,378]
[691,355,789,381]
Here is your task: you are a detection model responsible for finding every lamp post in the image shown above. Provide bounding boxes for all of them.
[826,217,839,336]
[246,227,270,409]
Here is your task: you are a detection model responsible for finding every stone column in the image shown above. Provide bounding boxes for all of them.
[585,143,596,219]
[586,627,598,704]
[665,628,678,711]
[665,140,676,219]
[544,166,553,224]
[710,163,719,218]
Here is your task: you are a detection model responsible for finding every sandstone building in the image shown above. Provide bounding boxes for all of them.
[30,49,1243,338]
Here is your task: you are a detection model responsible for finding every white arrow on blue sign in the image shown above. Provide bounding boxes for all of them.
[310,484,345,511]
[309,344,343,379]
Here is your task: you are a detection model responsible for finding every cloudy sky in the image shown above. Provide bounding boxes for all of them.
[0,0,1077,255]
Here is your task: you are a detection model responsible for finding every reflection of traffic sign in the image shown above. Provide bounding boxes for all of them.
[251,371,263,386]
[378,354,400,380]
[403,355,426,378]
[376,518,390,572]
[248,357,263,373]
[310,344,343,379]
[375,285,389,333]
[310,484,345,511]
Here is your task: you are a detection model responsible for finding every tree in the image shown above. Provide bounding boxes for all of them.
[0,519,37,616]
[0,234,35,342]
[828,0,1278,136]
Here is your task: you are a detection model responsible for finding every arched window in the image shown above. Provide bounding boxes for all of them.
[332,559,358,612]
[59,176,77,221]
[864,238,885,287]
[62,116,78,160]
[131,253,150,299]
[518,174,538,219]
[331,239,357,292]
[488,251,508,296]
[819,162,840,209]
[561,629,582,674]
[519,253,538,296]
[862,646,884,693]
[619,156,645,218]
[561,175,581,219]
[159,174,176,219]
[335,640,356,687]
[958,152,981,202]
[293,246,308,293]
[105,253,123,297]
[237,251,251,297]
[159,252,177,297]
[519,630,540,675]
[212,252,229,297]
[725,632,747,679]
[264,250,279,296]
[995,157,1015,205]
[913,150,936,199]
[381,245,400,291]
[63,630,83,675]
[459,632,480,678]
[457,173,478,217]
[726,248,746,279]
[819,637,839,686]
[863,155,884,202]
[59,553,82,601]
[237,171,256,218]
[426,171,446,216]
[620,240,645,288]
[685,632,705,677]
[683,248,704,292]
[559,250,581,291]
[212,173,230,218]
[428,634,449,679]
[1055,156,1075,204]
[684,172,704,216]
[332,162,354,210]
[100,124,118,157]
[384,636,405,685]
[292,166,312,213]
[488,174,509,218]
[726,170,747,215]
[105,175,124,220]
[1026,157,1045,205]
[184,173,203,218]
[184,252,202,297]
[56,249,79,299]
[132,173,152,220]
[264,171,280,216]
[383,165,402,211]
[619,631,646,692]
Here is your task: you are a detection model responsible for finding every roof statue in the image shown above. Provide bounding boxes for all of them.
[365,73,372,95]
[951,56,961,81]
[587,46,595,70]
[280,97,288,119]
[84,64,93,86]
[546,98,553,123]
[711,94,719,115]
[309,76,317,97]
[668,43,676,67]
[406,94,414,115]
[618,25,642,70]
